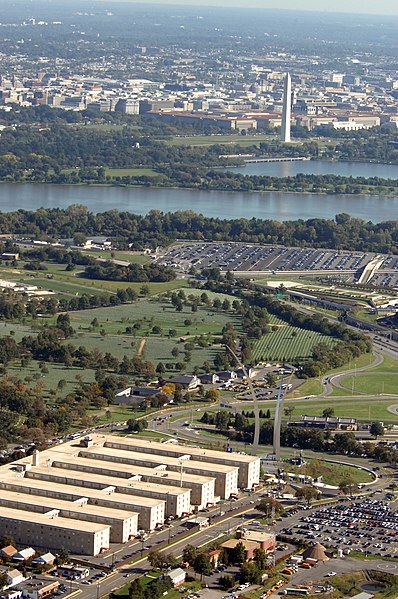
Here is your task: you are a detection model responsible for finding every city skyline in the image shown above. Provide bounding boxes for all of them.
[97,0,398,16]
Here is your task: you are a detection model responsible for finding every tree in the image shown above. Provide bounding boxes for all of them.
[283,406,295,420]
[339,477,358,498]
[322,408,334,418]
[265,373,277,387]
[232,541,247,564]
[215,411,230,432]
[193,553,212,579]
[295,486,320,506]
[205,388,221,402]
[148,550,163,570]
[182,544,198,565]
[0,573,8,591]
[56,547,70,565]
[127,418,148,433]
[253,547,268,571]
[219,574,235,590]
[370,421,384,439]
[129,579,145,599]
[0,534,15,548]
[257,497,284,517]
[240,561,262,584]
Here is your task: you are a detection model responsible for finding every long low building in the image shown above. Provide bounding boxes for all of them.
[26,463,192,517]
[0,489,138,543]
[0,506,110,556]
[104,437,261,490]
[0,477,164,531]
[48,454,214,508]
[79,446,239,499]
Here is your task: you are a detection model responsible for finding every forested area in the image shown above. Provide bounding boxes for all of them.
[83,261,176,283]
[0,208,397,253]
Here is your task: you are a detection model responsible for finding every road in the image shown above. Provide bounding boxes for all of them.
[66,501,268,599]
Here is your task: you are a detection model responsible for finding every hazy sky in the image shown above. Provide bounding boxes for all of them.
[108,0,398,16]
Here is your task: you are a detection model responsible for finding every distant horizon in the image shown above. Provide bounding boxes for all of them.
[92,0,398,17]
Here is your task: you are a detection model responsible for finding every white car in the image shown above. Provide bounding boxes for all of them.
[325,572,337,577]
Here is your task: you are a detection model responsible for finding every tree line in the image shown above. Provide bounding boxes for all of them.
[0,208,397,253]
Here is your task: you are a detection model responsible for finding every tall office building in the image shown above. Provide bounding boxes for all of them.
[280,72,292,143]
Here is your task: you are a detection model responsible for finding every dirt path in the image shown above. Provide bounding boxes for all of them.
[137,338,146,356]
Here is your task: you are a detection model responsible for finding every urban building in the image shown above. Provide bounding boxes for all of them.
[48,454,215,508]
[104,437,261,490]
[0,489,138,543]
[79,445,239,499]
[26,464,191,517]
[0,478,164,532]
[0,507,110,556]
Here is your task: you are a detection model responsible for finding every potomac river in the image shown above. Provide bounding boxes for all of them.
[0,182,398,222]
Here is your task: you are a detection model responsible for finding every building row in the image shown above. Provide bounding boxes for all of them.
[0,435,260,556]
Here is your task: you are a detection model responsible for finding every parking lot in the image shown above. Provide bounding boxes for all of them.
[279,497,398,558]
[158,243,398,287]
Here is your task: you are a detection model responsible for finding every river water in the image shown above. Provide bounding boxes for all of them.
[228,159,398,179]
[1,159,398,222]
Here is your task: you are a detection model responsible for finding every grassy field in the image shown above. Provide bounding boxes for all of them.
[105,167,158,177]
[288,378,323,398]
[64,298,238,368]
[0,262,188,297]
[7,360,96,398]
[253,321,336,362]
[302,459,373,486]
[68,298,240,336]
[338,373,398,396]
[233,396,398,422]
[163,133,276,147]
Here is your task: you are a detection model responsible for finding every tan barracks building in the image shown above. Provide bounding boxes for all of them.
[0,433,260,556]
[104,437,261,490]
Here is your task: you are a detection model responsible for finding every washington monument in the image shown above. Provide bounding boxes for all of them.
[280,72,292,143]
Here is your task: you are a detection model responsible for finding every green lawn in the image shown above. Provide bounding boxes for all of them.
[233,396,398,422]
[82,250,151,264]
[300,459,373,486]
[283,397,398,422]
[105,167,158,177]
[6,360,96,398]
[67,298,240,337]
[164,133,276,147]
[288,378,323,398]
[338,373,398,396]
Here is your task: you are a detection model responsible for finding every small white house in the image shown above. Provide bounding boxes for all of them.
[6,568,25,587]
[32,552,56,566]
[167,567,186,587]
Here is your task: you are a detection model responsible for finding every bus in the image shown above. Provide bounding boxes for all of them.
[284,589,309,596]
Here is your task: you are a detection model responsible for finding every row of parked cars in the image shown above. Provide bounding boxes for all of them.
[281,498,397,557]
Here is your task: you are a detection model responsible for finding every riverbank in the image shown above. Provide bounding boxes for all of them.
[1,177,398,197]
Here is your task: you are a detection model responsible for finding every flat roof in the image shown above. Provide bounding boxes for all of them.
[0,506,109,533]
[30,464,191,496]
[104,436,259,465]
[0,477,165,509]
[52,455,214,485]
[0,489,139,522]
[82,446,239,474]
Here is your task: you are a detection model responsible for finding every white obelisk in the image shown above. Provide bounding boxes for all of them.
[281,72,292,143]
